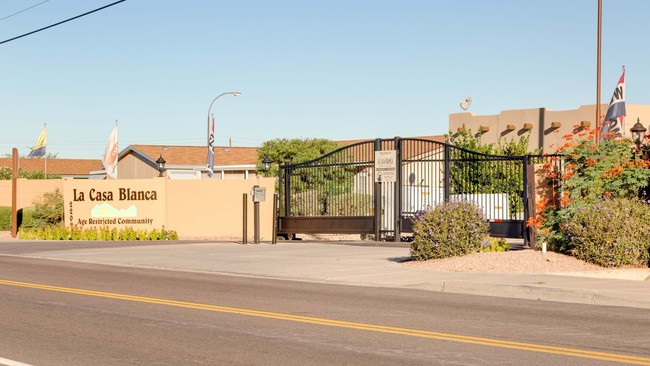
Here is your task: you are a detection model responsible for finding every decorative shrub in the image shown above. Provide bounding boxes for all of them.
[17,207,37,229]
[32,189,64,227]
[563,198,650,267]
[531,127,650,254]
[483,237,510,252]
[410,200,489,260]
[18,226,179,241]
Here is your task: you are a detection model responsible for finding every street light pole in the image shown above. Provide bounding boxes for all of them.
[206,92,242,147]
[596,0,602,142]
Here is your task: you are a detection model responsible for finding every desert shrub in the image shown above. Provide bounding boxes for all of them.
[563,198,650,267]
[410,200,489,260]
[483,237,510,252]
[32,189,64,228]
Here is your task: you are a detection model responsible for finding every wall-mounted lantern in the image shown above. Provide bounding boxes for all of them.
[156,155,166,177]
[261,156,272,177]
[630,118,647,148]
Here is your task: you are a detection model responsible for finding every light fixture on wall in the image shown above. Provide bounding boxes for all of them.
[630,118,647,148]
[261,156,272,177]
[156,155,166,177]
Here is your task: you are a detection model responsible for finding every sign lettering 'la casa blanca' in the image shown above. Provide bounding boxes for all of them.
[64,179,166,230]
[72,188,158,202]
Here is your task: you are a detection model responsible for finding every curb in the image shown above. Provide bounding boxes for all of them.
[438,280,650,309]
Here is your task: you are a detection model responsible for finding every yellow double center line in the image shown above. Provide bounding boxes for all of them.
[2,279,649,365]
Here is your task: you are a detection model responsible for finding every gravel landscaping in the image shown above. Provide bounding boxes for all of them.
[403,249,613,273]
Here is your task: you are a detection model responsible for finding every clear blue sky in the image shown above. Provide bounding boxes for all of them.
[1,0,649,159]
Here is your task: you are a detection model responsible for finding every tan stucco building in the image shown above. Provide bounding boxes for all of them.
[449,104,650,153]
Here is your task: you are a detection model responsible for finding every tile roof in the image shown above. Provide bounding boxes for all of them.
[0,158,103,175]
[128,145,259,166]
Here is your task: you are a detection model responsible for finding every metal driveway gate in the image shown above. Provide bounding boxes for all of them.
[277,137,534,245]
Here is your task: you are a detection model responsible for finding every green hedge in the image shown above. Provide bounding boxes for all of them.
[0,206,39,231]
[0,206,10,230]
[19,226,179,241]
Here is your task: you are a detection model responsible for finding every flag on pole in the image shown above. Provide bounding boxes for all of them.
[206,114,215,178]
[27,125,47,158]
[601,67,626,139]
[103,122,119,179]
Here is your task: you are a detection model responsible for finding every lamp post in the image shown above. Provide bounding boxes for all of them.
[261,156,272,177]
[630,118,646,148]
[156,155,166,177]
[207,92,242,147]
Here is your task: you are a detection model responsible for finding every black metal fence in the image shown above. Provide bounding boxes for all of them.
[277,137,558,245]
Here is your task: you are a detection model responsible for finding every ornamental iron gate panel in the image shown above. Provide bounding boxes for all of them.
[277,137,535,246]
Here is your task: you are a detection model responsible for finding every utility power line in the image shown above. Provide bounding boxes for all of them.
[0,0,50,22]
[0,0,127,45]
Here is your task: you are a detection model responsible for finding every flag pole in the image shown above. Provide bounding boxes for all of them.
[596,0,602,143]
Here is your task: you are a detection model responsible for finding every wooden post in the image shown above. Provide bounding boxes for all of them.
[272,193,278,244]
[242,193,248,244]
[11,148,18,238]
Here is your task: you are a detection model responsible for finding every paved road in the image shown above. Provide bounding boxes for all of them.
[1,257,649,365]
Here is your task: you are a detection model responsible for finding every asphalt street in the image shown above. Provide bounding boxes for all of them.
[0,244,649,365]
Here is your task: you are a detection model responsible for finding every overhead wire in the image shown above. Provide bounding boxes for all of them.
[0,0,50,22]
[0,0,127,45]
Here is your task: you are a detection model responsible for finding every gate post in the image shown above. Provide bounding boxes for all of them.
[283,165,291,218]
[523,155,537,248]
[393,137,402,242]
[373,139,382,241]
[443,140,451,202]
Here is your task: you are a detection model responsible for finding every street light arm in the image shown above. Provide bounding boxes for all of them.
[206,91,241,147]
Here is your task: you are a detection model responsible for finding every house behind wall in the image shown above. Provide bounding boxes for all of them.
[449,104,650,153]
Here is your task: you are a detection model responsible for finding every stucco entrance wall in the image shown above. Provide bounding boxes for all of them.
[164,177,275,240]
[60,177,275,241]
[0,179,62,208]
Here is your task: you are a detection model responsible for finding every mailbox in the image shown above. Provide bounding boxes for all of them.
[252,186,266,203]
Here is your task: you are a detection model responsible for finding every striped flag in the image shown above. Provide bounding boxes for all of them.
[27,125,47,158]
[601,68,626,139]
[206,114,215,178]
[103,122,119,179]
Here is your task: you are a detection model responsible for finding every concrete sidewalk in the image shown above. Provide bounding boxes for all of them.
[5,240,650,309]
